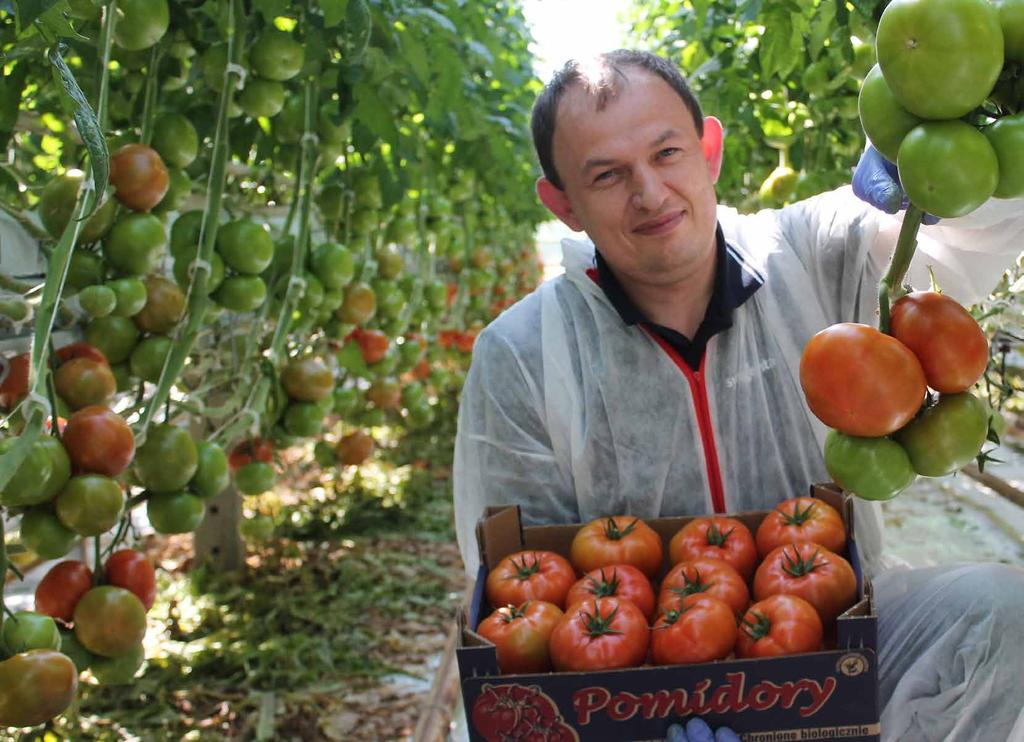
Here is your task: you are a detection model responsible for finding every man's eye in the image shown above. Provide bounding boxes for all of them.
[658,147,681,158]
[594,170,616,183]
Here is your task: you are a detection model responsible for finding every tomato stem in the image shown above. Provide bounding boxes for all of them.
[740,611,771,641]
[604,517,639,541]
[139,41,165,147]
[579,601,624,637]
[778,500,816,526]
[704,521,734,547]
[878,204,924,334]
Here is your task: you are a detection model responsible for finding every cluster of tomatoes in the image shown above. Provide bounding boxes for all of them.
[859,0,1024,218]
[477,497,856,675]
[801,291,992,501]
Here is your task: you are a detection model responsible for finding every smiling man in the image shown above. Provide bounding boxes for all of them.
[454,50,1024,741]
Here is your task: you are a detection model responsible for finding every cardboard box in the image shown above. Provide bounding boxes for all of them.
[457,484,879,742]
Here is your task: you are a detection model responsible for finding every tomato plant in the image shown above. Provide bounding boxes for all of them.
[548,597,649,671]
[569,516,664,579]
[485,551,576,610]
[476,601,564,674]
[668,516,758,581]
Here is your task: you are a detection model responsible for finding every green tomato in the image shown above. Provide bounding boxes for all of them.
[38,173,117,243]
[106,277,148,317]
[999,0,1024,62]
[311,242,355,289]
[56,475,124,536]
[200,43,229,91]
[66,251,105,292]
[73,586,146,657]
[216,219,274,274]
[58,630,94,673]
[858,65,922,163]
[313,440,336,467]
[170,209,205,256]
[248,30,304,82]
[284,402,325,438]
[103,213,166,276]
[983,112,1024,199]
[215,275,267,312]
[134,424,198,493]
[129,335,172,383]
[406,400,433,429]
[898,121,998,218]
[189,441,230,499]
[824,430,916,501]
[111,362,133,392]
[85,316,139,364]
[154,168,192,213]
[19,509,77,559]
[151,113,198,169]
[113,0,169,51]
[0,438,54,507]
[335,341,369,377]
[38,436,71,502]
[91,643,144,685]
[173,249,225,293]
[400,381,426,408]
[897,392,989,476]
[876,0,1003,119]
[239,514,274,542]
[238,78,285,118]
[2,611,61,653]
[234,461,275,496]
[332,385,361,417]
[78,284,117,318]
[147,490,205,534]
[316,183,345,222]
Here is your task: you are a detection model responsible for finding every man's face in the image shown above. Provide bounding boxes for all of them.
[543,69,719,285]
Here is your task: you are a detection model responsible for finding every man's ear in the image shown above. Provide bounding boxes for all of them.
[701,115,724,184]
[536,177,584,231]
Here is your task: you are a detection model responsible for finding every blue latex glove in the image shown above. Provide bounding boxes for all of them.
[852,145,941,224]
[666,718,742,742]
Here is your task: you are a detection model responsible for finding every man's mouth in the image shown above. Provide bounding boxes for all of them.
[633,210,684,236]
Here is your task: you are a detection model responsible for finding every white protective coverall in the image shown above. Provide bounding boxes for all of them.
[454,187,1024,741]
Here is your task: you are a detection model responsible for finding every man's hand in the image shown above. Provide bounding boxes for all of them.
[666,718,742,742]
[852,145,940,224]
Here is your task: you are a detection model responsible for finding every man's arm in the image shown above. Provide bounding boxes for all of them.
[453,323,577,576]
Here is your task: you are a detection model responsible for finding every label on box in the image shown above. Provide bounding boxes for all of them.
[462,648,879,742]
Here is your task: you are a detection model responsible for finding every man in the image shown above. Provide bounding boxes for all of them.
[454,50,1024,741]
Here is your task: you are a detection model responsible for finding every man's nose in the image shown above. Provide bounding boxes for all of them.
[629,166,669,211]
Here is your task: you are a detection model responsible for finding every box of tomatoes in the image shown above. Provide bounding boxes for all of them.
[457,483,879,742]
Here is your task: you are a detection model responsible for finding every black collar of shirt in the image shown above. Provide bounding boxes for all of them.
[594,223,764,369]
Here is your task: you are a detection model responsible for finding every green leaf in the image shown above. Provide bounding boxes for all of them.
[758,10,801,81]
[345,0,371,62]
[0,62,28,150]
[252,0,290,22]
[809,0,836,56]
[13,0,60,30]
[49,44,108,206]
[405,7,457,34]
[353,81,399,146]
[320,0,347,28]
[398,31,429,86]
[35,1,83,40]
[466,39,493,64]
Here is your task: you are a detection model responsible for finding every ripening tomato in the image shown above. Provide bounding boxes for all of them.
[35,560,94,622]
[56,474,124,536]
[657,558,750,618]
[62,406,135,476]
[336,431,374,466]
[736,594,824,659]
[668,517,757,581]
[569,516,664,579]
[73,586,147,657]
[800,323,926,437]
[0,352,29,408]
[476,601,564,674]
[134,274,186,334]
[755,497,846,559]
[485,551,576,609]
[109,143,169,212]
[565,565,656,621]
[134,423,198,493]
[650,593,737,666]
[896,392,989,476]
[353,328,389,364]
[228,437,273,471]
[281,357,335,402]
[0,650,78,728]
[754,543,858,625]
[54,357,116,410]
[549,597,649,672]
[56,342,108,365]
[104,550,157,611]
[890,292,988,394]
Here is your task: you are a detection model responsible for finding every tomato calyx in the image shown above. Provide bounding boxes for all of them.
[576,601,624,637]
[740,610,772,642]
[583,568,621,598]
[779,546,825,578]
[603,516,639,541]
[704,521,735,547]
[666,568,713,600]
[776,500,819,527]
[657,602,696,628]
[509,554,542,580]
[495,602,530,623]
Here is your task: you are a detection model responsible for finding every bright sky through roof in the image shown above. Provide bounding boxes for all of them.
[522,0,628,82]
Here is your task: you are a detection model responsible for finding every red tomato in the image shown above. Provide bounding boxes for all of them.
[650,593,737,665]
[569,516,664,579]
[485,551,576,609]
[35,560,94,622]
[565,565,656,621]
[0,352,29,409]
[228,437,274,471]
[62,406,135,476]
[109,143,169,212]
[890,291,989,393]
[56,342,109,365]
[53,357,116,410]
[753,543,858,625]
[352,328,389,364]
[549,597,649,672]
[755,497,847,559]
[800,323,926,437]
[476,601,564,674]
[657,558,750,617]
[736,594,824,659]
[668,517,758,581]
[104,549,157,611]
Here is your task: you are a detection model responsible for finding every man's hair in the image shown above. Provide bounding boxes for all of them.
[531,50,704,190]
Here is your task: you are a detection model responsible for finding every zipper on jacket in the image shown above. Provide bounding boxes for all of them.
[642,330,727,514]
